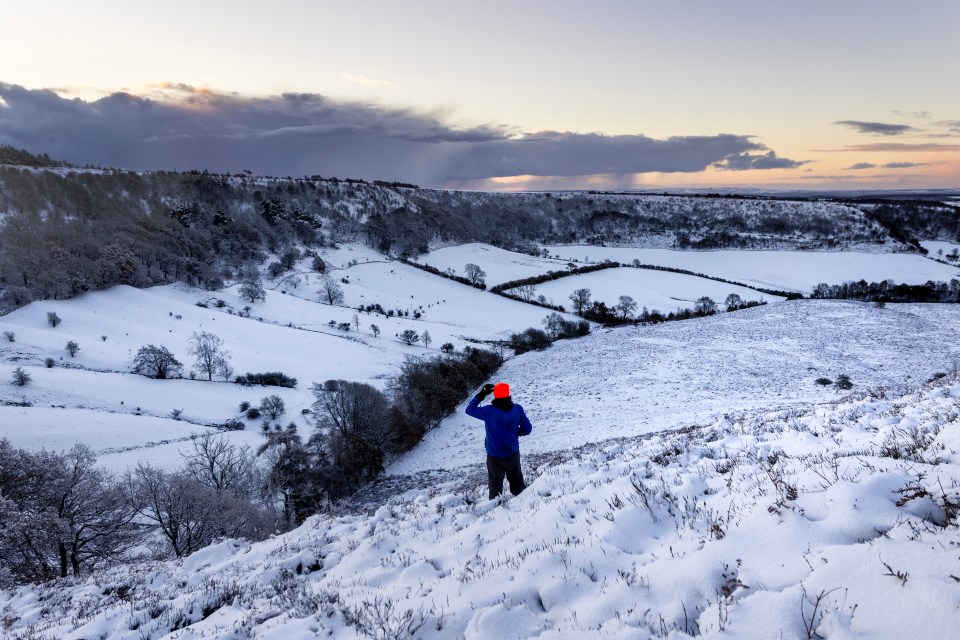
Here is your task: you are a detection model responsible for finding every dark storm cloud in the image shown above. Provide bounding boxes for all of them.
[712,151,808,171]
[845,162,876,170]
[0,83,803,184]
[834,120,919,136]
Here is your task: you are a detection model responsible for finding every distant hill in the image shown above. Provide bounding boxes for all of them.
[1,146,957,313]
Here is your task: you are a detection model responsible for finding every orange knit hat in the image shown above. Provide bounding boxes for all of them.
[493,382,510,398]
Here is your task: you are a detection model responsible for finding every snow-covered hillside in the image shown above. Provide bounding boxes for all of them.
[422,244,573,287]
[391,300,960,475]
[543,246,960,294]
[3,364,958,638]
[0,247,581,471]
[505,266,780,313]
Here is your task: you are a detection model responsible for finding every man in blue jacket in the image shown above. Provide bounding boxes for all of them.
[466,382,533,499]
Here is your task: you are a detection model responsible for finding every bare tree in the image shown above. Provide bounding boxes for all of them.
[725,293,743,310]
[422,330,432,348]
[260,395,286,420]
[132,345,182,379]
[239,277,266,304]
[463,263,486,287]
[65,340,80,357]
[46,311,61,328]
[318,276,345,305]
[370,324,381,338]
[616,295,637,320]
[188,331,230,381]
[352,313,360,331]
[695,296,717,314]
[569,288,592,315]
[514,284,536,302]
[184,435,258,498]
[398,329,420,345]
[0,443,142,582]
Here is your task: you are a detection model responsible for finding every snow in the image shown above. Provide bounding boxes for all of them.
[4,242,960,638]
[506,266,782,312]
[422,243,573,287]
[543,245,960,293]
[4,371,960,638]
[390,300,960,476]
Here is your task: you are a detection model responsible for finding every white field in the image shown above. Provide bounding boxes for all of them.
[391,300,960,475]
[543,245,960,293]
[0,247,586,471]
[4,244,960,638]
[422,243,573,287]
[4,311,960,638]
[506,266,783,313]
[920,240,960,261]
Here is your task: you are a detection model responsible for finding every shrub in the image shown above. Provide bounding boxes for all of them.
[834,374,853,390]
[246,407,262,420]
[45,357,55,368]
[234,372,298,388]
[239,401,251,412]
[509,327,553,355]
[221,418,245,431]
[132,345,183,379]
[11,366,31,386]
[398,329,420,345]
[46,311,61,328]
[259,395,286,420]
[2,330,13,342]
[814,377,833,386]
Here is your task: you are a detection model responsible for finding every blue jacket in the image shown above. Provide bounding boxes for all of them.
[466,395,533,457]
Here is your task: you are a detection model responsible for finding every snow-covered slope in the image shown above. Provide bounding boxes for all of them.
[392,300,960,475]
[3,371,958,638]
[543,246,960,294]
[422,243,573,287]
[506,266,781,312]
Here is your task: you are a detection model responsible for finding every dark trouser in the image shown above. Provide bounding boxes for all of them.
[486,452,525,499]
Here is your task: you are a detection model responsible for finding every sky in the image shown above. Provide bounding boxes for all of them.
[1,0,958,191]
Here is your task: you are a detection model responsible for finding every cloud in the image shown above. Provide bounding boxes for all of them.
[892,110,931,119]
[833,120,919,136]
[712,150,808,171]
[839,143,960,152]
[938,120,960,134]
[845,162,876,170]
[0,82,804,186]
[883,161,929,169]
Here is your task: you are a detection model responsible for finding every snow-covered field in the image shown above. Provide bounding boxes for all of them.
[3,359,959,638]
[921,240,960,261]
[543,246,960,294]
[422,243,573,287]
[391,300,960,475]
[505,266,782,313]
[4,242,960,638]
[0,248,579,471]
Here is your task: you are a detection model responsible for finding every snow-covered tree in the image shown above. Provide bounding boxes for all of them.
[569,288,592,315]
[132,345,182,379]
[318,276,345,306]
[188,331,230,381]
[616,295,638,319]
[464,263,486,287]
[239,277,266,304]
